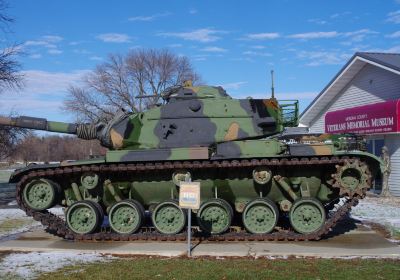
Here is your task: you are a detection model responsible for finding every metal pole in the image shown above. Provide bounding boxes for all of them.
[187,209,191,257]
[271,70,275,99]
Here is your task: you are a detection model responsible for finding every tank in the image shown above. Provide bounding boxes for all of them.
[0,84,384,241]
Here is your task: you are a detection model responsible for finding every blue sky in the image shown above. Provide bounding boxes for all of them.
[3,0,400,122]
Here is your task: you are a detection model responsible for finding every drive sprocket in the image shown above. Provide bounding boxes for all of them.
[331,159,372,197]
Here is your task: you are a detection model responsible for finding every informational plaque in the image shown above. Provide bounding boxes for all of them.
[179,182,201,210]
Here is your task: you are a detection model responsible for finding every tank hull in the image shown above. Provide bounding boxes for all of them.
[9,140,382,241]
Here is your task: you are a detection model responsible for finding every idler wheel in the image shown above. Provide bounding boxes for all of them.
[289,198,325,234]
[197,198,233,235]
[152,200,186,234]
[23,178,59,211]
[66,200,104,234]
[109,199,144,234]
[242,198,278,234]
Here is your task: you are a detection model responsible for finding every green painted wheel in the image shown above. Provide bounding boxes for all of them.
[242,198,278,234]
[152,200,186,234]
[66,201,103,234]
[289,198,326,234]
[23,179,58,211]
[109,200,144,234]
[197,199,233,235]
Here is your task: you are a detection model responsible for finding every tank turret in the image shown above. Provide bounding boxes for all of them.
[0,85,291,150]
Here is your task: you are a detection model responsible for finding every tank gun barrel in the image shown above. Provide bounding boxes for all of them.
[0,116,78,134]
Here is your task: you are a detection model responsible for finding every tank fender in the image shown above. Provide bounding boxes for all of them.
[334,151,385,176]
[8,158,106,183]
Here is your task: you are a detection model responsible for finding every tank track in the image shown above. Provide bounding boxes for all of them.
[15,156,363,242]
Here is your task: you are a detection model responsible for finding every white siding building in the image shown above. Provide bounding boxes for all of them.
[300,52,400,197]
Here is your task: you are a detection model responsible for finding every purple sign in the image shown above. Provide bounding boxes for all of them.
[325,99,400,134]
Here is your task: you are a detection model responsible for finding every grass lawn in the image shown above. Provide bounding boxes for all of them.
[38,257,400,280]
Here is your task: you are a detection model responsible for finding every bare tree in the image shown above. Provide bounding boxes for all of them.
[0,45,23,92]
[0,0,24,160]
[11,135,106,163]
[63,48,200,122]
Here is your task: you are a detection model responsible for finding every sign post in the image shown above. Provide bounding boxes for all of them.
[179,181,200,257]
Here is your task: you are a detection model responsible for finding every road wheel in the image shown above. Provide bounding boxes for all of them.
[66,200,103,234]
[152,200,186,234]
[197,198,233,235]
[109,199,144,234]
[289,198,326,234]
[242,198,278,234]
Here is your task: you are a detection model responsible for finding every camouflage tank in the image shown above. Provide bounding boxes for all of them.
[0,83,383,241]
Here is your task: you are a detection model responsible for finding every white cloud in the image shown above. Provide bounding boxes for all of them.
[192,54,209,61]
[189,9,198,14]
[244,33,280,40]
[386,31,400,38]
[168,43,182,48]
[297,50,351,66]
[48,49,62,55]
[200,46,227,52]
[387,10,400,24]
[24,40,53,47]
[128,12,171,22]
[29,53,42,59]
[73,49,91,54]
[308,18,327,25]
[330,11,351,19]
[19,70,89,95]
[250,45,266,49]
[24,35,63,49]
[343,29,378,42]
[23,35,64,58]
[1,98,63,112]
[243,50,271,57]
[1,70,90,117]
[287,29,376,42]
[385,45,400,52]
[158,28,225,43]
[41,35,63,43]
[90,56,103,61]
[218,81,247,90]
[359,45,400,53]
[288,31,339,39]
[96,33,131,43]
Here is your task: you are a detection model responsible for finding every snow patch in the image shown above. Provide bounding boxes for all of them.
[351,197,400,236]
[0,209,40,239]
[0,251,111,279]
[0,207,64,239]
[7,200,17,206]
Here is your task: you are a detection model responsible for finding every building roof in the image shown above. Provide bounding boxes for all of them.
[358,52,400,71]
[299,52,400,127]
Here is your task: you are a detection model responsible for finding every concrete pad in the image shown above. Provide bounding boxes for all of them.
[0,224,399,258]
